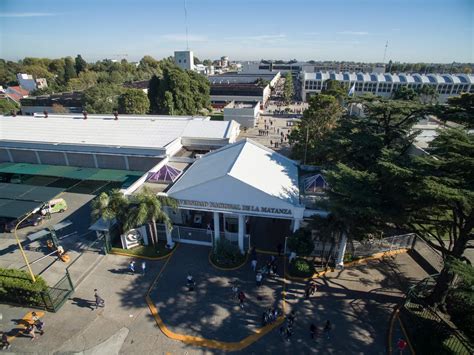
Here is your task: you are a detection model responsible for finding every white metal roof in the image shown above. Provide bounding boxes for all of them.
[167,139,301,212]
[304,71,473,85]
[0,114,237,151]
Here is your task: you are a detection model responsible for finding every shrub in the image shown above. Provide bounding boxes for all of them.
[211,239,245,268]
[288,258,314,278]
[287,228,314,256]
[0,268,48,306]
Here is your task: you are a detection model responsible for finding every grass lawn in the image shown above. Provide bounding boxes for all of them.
[111,240,175,259]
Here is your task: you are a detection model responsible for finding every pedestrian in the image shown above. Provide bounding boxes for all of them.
[31,312,39,323]
[251,246,257,259]
[271,263,278,275]
[270,140,273,146]
[94,289,105,309]
[277,128,280,134]
[186,273,195,291]
[310,282,317,296]
[25,324,35,341]
[231,283,239,299]
[285,326,293,342]
[304,285,311,299]
[289,251,297,263]
[262,312,267,326]
[310,323,318,340]
[270,255,276,264]
[256,272,263,287]
[238,291,246,309]
[141,261,146,275]
[1,331,11,350]
[34,319,45,336]
[251,258,257,271]
[323,320,332,339]
[277,243,283,256]
[129,260,135,274]
[288,310,296,326]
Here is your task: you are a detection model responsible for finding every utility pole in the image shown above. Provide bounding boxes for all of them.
[14,212,36,282]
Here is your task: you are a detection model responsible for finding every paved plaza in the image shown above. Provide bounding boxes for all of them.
[0,243,428,354]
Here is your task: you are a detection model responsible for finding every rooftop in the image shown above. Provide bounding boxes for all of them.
[0,114,238,153]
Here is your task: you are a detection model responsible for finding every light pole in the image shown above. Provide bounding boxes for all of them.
[13,212,36,282]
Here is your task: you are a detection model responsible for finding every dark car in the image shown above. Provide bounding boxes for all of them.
[5,215,44,233]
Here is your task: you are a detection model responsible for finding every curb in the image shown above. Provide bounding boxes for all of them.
[110,245,177,260]
[207,250,249,271]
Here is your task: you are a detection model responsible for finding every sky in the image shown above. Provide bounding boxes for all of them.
[1,0,473,63]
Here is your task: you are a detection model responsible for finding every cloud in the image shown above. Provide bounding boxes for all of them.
[159,34,208,42]
[0,12,58,18]
[337,31,369,36]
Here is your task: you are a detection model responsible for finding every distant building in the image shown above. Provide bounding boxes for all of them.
[223,101,260,128]
[301,72,474,102]
[16,73,48,92]
[3,86,29,103]
[194,64,214,76]
[123,80,149,94]
[20,91,83,115]
[174,50,194,71]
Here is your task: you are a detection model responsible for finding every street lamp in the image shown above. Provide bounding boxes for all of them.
[13,212,36,282]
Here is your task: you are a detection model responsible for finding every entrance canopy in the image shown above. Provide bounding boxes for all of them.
[0,183,63,219]
[167,139,304,219]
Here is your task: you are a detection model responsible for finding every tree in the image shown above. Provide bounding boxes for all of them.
[390,128,474,307]
[130,188,176,246]
[289,94,343,164]
[287,228,314,256]
[202,59,212,66]
[82,83,122,113]
[51,103,68,113]
[91,189,130,235]
[0,99,19,114]
[147,64,211,115]
[74,55,88,75]
[64,57,77,83]
[417,85,438,105]
[283,72,294,104]
[392,86,418,101]
[442,93,474,128]
[322,79,347,102]
[118,89,150,114]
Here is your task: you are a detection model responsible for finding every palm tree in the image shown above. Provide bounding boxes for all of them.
[91,189,129,234]
[132,188,177,246]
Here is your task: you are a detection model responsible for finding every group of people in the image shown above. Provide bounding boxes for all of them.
[231,283,247,309]
[23,312,45,342]
[261,307,280,326]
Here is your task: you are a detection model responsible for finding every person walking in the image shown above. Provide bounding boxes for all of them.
[310,282,317,296]
[231,283,239,299]
[256,272,263,287]
[1,331,11,350]
[94,289,105,309]
[141,261,146,275]
[25,324,36,341]
[251,258,257,271]
[276,243,283,256]
[34,319,45,336]
[310,323,318,340]
[287,310,296,327]
[129,260,135,274]
[323,320,332,339]
[397,338,407,354]
[238,291,246,309]
[304,284,311,299]
[186,273,195,291]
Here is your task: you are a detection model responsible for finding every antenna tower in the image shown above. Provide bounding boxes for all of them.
[184,0,189,50]
[382,41,388,63]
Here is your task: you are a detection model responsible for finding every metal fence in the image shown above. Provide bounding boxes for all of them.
[401,288,473,355]
[346,233,415,259]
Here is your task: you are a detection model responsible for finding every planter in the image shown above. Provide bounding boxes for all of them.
[288,257,314,278]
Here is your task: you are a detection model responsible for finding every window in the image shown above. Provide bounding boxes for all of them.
[178,59,182,63]
[184,59,187,63]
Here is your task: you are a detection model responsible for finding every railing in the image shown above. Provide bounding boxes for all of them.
[400,275,473,355]
[346,233,415,259]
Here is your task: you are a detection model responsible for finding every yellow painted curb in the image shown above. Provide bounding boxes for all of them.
[344,248,408,267]
[110,245,178,260]
[208,249,249,271]
[145,243,286,351]
[255,248,280,255]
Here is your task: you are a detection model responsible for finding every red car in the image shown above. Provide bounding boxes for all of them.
[6,215,44,233]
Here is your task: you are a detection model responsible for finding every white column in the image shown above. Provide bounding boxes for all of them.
[292,218,301,232]
[92,154,99,168]
[165,225,175,248]
[124,156,130,170]
[336,231,348,269]
[6,149,14,162]
[34,151,42,164]
[238,214,245,254]
[63,152,70,166]
[213,212,220,244]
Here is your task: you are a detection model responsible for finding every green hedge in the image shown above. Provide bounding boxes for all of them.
[0,268,48,305]
[211,239,245,268]
[288,258,314,278]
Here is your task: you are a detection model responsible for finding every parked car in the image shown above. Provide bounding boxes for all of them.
[41,198,68,214]
[5,214,44,233]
